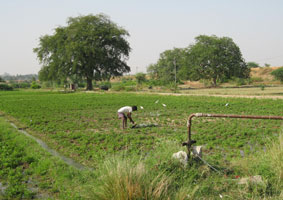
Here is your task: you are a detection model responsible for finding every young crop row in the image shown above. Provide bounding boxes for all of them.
[0,90,282,199]
[0,116,98,199]
[0,90,282,168]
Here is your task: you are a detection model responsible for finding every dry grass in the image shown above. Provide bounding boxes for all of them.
[268,132,283,191]
[250,67,281,83]
[94,159,172,200]
[232,129,283,198]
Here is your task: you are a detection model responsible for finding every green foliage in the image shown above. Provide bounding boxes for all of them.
[135,72,146,85]
[251,77,264,83]
[0,76,5,82]
[271,67,283,83]
[234,78,247,86]
[0,122,36,198]
[148,35,250,87]
[11,82,31,89]
[0,117,99,199]
[30,81,41,89]
[0,84,13,91]
[99,81,111,90]
[0,91,282,199]
[186,35,250,86]
[34,14,131,90]
[147,48,186,84]
[247,62,260,68]
[111,84,125,91]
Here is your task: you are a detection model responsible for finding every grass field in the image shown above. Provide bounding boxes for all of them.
[0,90,282,199]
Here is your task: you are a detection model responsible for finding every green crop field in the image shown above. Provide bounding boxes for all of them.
[0,90,282,199]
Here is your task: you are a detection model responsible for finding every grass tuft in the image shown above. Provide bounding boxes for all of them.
[93,158,171,200]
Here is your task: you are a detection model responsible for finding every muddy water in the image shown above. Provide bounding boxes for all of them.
[10,123,92,171]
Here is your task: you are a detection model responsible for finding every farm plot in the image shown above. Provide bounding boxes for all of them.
[0,90,282,168]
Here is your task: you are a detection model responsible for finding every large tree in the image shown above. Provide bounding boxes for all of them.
[185,35,250,86]
[147,48,186,84]
[34,14,131,90]
[271,67,283,83]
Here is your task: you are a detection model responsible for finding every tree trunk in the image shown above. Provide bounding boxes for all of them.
[212,77,217,87]
[86,77,93,90]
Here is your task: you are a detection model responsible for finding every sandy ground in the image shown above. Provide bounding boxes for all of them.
[126,91,283,99]
[151,92,283,99]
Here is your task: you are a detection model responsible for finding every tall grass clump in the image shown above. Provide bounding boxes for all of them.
[268,133,283,196]
[233,131,283,199]
[92,140,199,200]
[93,159,171,200]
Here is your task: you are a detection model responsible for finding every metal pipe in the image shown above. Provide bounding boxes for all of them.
[183,113,283,158]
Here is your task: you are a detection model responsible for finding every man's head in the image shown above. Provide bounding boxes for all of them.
[132,106,137,111]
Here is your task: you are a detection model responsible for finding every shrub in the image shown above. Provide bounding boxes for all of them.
[99,82,111,90]
[235,78,246,86]
[78,82,86,88]
[247,62,260,68]
[135,73,146,85]
[93,159,172,200]
[121,79,136,86]
[251,77,264,83]
[0,83,13,91]
[31,81,41,89]
[125,86,136,91]
[11,82,31,89]
[0,76,5,82]
[271,67,283,83]
[100,85,109,90]
[111,85,125,91]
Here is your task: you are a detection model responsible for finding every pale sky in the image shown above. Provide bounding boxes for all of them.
[0,0,283,75]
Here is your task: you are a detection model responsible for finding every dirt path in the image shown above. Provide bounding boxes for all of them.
[133,92,283,99]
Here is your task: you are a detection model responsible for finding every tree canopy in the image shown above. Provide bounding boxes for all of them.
[271,67,283,83]
[34,14,131,90]
[185,35,249,86]
[0,76,5,82]
[247,62,260,68]
[147,48,186,84]
[148,35,250,86]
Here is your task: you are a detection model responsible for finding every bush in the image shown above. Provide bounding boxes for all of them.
[121,79,136,86]
[111,85,125,91]
[235,78,246,86]
[135,73,146,85]
[0,76,5,82]
[0,84,13,91]
[78,82,86,88]
[251,77,264,83]
[125,86,136,91]
[94,159,172,200]
[31,81,41,89]
[99,82,111,90]
[247,62,260,68]
[100,85,109,90]
[11,82,31,89]
[271,67,283,83]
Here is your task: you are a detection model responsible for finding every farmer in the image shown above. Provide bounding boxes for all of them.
[117,106,137,129]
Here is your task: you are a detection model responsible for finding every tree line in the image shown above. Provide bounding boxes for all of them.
[34,14,282,90]
[148,35,250,87]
